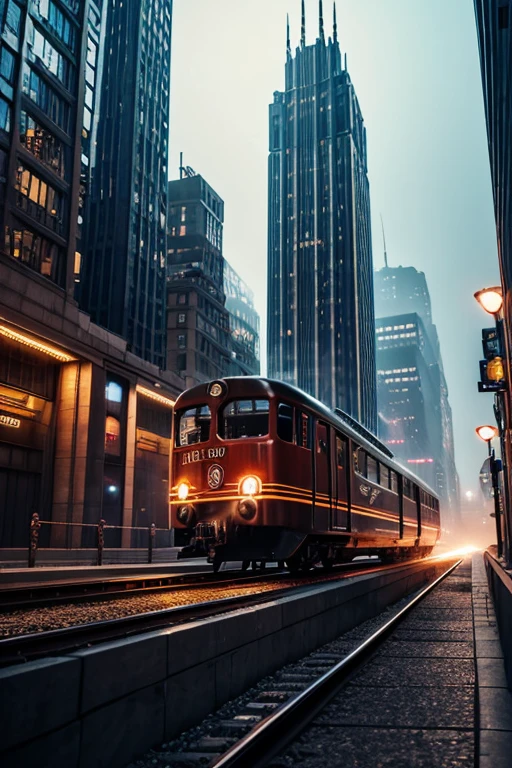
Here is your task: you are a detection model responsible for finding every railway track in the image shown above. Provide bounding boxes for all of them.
[0,566,285,610]
[137,557,463,768]
[0,558,419,666]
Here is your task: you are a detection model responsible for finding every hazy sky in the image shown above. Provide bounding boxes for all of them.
[169,0,500,494]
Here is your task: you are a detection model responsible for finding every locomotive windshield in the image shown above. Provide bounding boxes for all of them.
[218,399,269,439]
[176,405,211,446]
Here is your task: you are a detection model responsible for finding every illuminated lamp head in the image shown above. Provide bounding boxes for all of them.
[177,482,190,501]
[239,475,261,496]
[475,425,499,442]
[474,287,503,315]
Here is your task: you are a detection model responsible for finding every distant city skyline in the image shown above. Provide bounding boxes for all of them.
[169,0,500,493]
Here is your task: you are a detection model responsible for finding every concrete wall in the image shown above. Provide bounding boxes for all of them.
[0,559,452,768]
[484,551,512,690]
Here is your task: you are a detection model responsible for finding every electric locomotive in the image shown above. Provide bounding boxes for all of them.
[171,377,441,572]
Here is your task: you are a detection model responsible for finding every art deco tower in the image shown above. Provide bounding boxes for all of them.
[267,1,376,432]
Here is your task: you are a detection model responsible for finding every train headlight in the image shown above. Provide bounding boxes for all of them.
[239,475,261,496]
[177,505,195,525]
[238,498,257,520]
[177,482,190,501]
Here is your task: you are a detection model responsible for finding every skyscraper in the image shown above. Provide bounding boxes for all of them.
[267,1,376,432]
[375,264,460,521]
[78,0,172,368]
[166,171,260,384]
[224,261,260,376]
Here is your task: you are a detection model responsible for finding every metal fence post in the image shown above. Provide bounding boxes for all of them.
[97,518,106,566]
[148,522,156,563]
[28,512,41,568]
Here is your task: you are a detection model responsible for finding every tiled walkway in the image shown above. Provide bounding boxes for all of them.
[271,554,512,767]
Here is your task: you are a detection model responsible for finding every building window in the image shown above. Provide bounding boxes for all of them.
[20,112,67,179]
[22,67,70,132]
[178,313,186,324]
[179,225,186,236]
[4,225,64,284]
[105,416,121,456]
[5,1,21,37]
[0,96,10,132]
[26,23,75,91]
[0,45,15,94]
[177,293,188,305]
[177,353,186,371]
[177,334,186,349]
[14,165,64,234]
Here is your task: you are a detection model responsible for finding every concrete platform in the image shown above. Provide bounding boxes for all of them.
[270,553,512,768]
[0,557,452,768]
[0,558,214,589]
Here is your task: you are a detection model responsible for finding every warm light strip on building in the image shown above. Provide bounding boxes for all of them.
[136,385,175,408]
[0,324,75,362]
[407,458,434,464]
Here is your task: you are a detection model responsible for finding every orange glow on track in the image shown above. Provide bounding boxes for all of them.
[434,545,480,559]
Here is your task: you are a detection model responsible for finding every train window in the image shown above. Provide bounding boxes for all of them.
[367,454,378,484]
[176,405,211,446]
[335,435,345,468]
[403,478,416,500]
[295,411,312,450]
[277,403,294,443]
[380,464,390,489]
[353,446,367,477]
[390,470,398,493]
[218,399,269,439]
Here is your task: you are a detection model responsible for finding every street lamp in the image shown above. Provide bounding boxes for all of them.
[476,425,499,442]
[476,424,503,558]
[474,286,503,315]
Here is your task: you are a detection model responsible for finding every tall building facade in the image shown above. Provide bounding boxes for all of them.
[166,172,260,386]
[0,1,182,549]
[375,265,460,521]
[474,0,512,563]
[267,3,376,432]
[0,0,86,293]
[78,0,172,368]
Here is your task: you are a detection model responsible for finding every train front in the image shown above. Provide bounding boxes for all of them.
[170,378,305,569]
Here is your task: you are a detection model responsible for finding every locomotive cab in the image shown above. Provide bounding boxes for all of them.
[171,377,441,572]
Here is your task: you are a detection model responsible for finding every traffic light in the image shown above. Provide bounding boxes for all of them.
[478,326,507,392]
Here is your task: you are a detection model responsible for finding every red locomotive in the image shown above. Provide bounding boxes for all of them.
[171,377,440,572]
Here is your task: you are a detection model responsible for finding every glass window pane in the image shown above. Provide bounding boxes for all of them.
[277,402,293,443]
[218,399,269,440]
[176,405,211,446]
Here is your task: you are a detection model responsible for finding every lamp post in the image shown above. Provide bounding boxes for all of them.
[476,425,503,558]
[474,286,512,566]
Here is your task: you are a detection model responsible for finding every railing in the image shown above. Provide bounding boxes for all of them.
[27,513,171,568]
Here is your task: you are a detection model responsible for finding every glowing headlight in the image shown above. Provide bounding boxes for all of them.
[240,475,260,496]
[177,482,190,501]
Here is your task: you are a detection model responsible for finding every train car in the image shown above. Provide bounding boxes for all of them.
[170,377,441,572]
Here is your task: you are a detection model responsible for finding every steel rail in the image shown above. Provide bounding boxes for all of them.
[0,559,416,665]
[0,567,286,610]
[211,557,463,768]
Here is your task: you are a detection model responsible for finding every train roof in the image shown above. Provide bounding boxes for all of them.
[174,376,439,498]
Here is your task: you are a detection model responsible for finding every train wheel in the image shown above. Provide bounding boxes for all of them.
[260,561,266,571]
[322,559,334,572]
[241,560,250,571]
[212,559,222,573]
[251,560,258,570]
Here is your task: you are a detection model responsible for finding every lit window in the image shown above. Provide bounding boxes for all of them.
[106,381,123,403]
